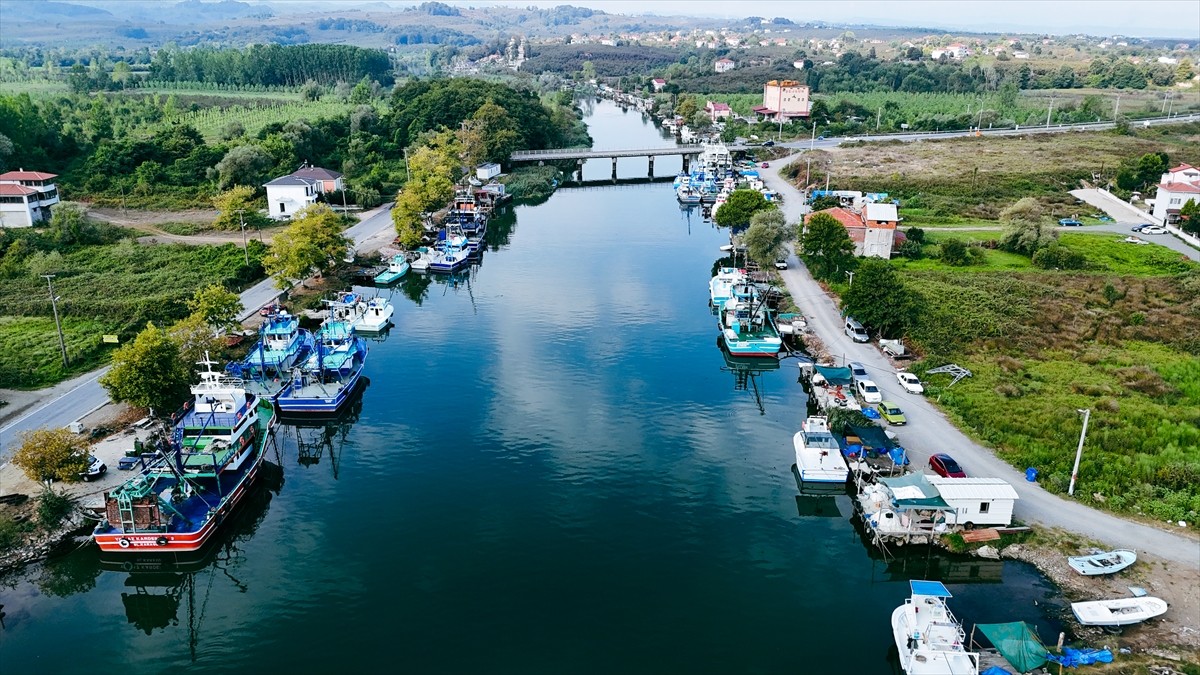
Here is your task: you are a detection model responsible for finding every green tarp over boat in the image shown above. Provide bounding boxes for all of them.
[878,473,952,511]
[976,622,1048,673]
[813,365,853,386]
[848,423,891,450]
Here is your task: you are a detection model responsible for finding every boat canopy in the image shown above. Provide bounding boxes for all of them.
[909,580,953,597]
[879,473,952,511]
[848,423,892,450]
[976,622,1049,673]
[814,365,853,386]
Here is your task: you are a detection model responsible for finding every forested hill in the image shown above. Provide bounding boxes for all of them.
[149,44,394,87]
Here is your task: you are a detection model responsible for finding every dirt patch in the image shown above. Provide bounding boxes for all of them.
[87,206,217,225]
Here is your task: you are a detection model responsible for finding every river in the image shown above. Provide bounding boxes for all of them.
[0,99,1065,674]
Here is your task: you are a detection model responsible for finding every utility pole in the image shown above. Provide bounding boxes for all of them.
[1046,97,1055,128]
[42,274,69,367]
[238,210,249,266]
[1068,408,1091,496]
[1113,94,1121,119]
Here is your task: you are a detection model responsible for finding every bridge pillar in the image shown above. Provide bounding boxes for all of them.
[648,155,654,178]
[576,158,584,182]
[611,157,618,181]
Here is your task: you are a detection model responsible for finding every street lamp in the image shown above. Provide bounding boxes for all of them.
[42,274,69,367]
[1068,408,1091,496]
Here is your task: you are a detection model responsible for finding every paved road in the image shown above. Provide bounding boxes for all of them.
[0,203,396,460]
[759,155,1200,568]
[1069,188,1200,262]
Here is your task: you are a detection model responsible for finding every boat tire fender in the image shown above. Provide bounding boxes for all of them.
[156,536,169,546]
[118,538,131,548]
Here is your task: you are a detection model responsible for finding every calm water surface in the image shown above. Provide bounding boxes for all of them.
[0,100,1064,674]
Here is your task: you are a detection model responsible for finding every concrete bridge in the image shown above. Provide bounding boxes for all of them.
[508,145,751,179]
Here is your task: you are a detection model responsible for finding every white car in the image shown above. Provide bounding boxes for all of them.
[1140,226,1167,235]
[896,371,924,395]
[848,361,869,383]
[774,258,788,270]
[1122,236,1149,245]
[855,379,882,403]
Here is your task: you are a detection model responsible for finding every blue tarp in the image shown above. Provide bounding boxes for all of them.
[1046,648,1113,668]
[981,667,1014,675]
[889,447,909,466]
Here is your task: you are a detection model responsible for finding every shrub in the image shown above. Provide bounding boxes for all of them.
[939,238,971,266]
[37,488,75,529]
[1031,244,1085,270]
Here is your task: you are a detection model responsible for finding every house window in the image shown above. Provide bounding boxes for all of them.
[279,203,285,213]
[979,502,990,513]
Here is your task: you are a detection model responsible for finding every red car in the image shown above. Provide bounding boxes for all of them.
[760,162,770,168]
[929,453,967,478]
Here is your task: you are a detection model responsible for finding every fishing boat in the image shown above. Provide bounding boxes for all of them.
[234,310,313,375]
[410,247,432,273]
[1071,597,1168,627]
[709,267,746,307]
[276,320,367,414]
[718,282,782,357]
[93,357,277,553]
[326,291,366,326]
[374,254,410,284]
[892,580,980,675]
[1067,549,1137,576]
[793,416,848,483]
[352,296,393,333]
[676,186,702,205]
[427,234,472,273]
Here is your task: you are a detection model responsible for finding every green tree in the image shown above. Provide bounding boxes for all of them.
[674,95,699,120]
[472,100,523,164]
[186,284,242,334]
[1178,198,1199,235]
[905,227,925,244]
[938,238,971,266]
[111,60,133,85]
[998,197,1056,256]
[1031,244,1086,270]
[45,202,98,247]
[212,185,270,232]
[215,144,274,190]
[742,208,788,267]
[99,323,190,414]
[714,189,770,228]
[264,204,350,284]
[11,428,89,483]
[169,312,226,374]
[841,258,914,338]
[800,212,855,281]
[392,143,456,247]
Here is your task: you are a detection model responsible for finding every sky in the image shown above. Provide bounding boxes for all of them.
[461,0,1200,40]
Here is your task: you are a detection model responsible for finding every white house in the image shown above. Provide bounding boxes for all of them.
[651,77,666,92]
[1152,163,1200,225]
[928,477,1019,528]
[264,175,318,220]
[0,169,60,228]
[476,162,502,181]
[714,58,735,73]
[290,162,344,193]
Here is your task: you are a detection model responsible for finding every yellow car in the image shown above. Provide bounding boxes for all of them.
[877,401,907,425]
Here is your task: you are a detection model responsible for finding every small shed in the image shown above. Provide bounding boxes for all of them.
[476,163,502,181]
[928,477,1019,528]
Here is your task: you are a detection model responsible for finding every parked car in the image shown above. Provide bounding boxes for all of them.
[1140,225,1167,235]
[855,379,882,404]
[1058,218,1083,227]
[760,162,770,168]
[260,302,283,317]
[816,135,826,141]
[877,401,907,425]
[896,371,924,394]
[848,361,869,383]
[762,140,775,147]
[774,258,788,270]
[928,453,967,478]
[1131,224,1149,232]
[81,455,107,482]
[1123,236,1149,245]
[844,317,869,343]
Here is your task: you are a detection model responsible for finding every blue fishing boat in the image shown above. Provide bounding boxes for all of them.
[276,320,367,414]
[232,310,313,376]
[93,357,277,553]
[677,186,702,204]
[374,254,410,284]
[427,233,473,273]
[718,282,782,357]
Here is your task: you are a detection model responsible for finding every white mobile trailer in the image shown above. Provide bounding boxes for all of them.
[927,477,1019,528]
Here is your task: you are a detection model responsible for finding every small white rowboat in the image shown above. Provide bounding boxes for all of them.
[1071,597,1168,627]
[1067,549,1136,576]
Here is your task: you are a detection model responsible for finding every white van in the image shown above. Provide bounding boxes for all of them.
[845,317,869,343]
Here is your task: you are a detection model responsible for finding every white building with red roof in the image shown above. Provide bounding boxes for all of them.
[0,169,60,227]
[714,57,735,73]
[1151,163,1200,225]
[705,100,732,122]
[804,203,901,259]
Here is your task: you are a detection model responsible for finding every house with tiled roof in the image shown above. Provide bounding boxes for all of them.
[805,204,900,259]
[705,100,732,122]
[264,175,318,220]
[714,58,735,73]
[651,78,666,92]
[290,162,344,194]
[0,169,60,227]
[1151,163,1200,225]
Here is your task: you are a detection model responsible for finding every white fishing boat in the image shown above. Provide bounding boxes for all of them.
[1071,596,1168,627]
[410,247,432,272]
[793,416,848,484]
[1067,549,1137,576]
[892,580,979,675]
[352,296,393,333]
[709,266,746,307]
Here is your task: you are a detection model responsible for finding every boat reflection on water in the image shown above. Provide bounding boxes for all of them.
[96,460,284,650]
[277,377,367,480]
[718,337,780,414]
[848,510,1005,585]
[791,468,853,518]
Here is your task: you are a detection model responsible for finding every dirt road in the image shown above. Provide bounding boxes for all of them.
[86,206,277,246]
[759,153,1200,569]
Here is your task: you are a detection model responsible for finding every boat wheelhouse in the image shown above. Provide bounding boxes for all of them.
[794,416,849,483]
[276,320,367,414]
[709,267,746,307]
[374,254,411,284]
[718,282,782,357]
[237,311,313,375]
[892,580,979,675]
[352,297,394,333]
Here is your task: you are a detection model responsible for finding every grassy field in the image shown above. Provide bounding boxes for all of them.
[156,99,366,142]
[0,79,68,97]
[0,238,260,389]
[823,123,1200,219]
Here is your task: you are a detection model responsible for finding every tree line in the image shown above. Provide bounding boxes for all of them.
[149,44,394,88]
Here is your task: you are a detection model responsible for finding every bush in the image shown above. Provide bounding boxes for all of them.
[939,238,971,266]
[37,488,76,529]
[1031,245,1086,270]
[894,239,924,260]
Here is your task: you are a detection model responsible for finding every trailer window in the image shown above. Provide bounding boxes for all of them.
[979,502,990,513]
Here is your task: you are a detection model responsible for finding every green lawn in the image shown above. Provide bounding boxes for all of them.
[0,316,123,389]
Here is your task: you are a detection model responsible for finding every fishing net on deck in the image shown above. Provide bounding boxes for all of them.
[976,622,1049,673]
